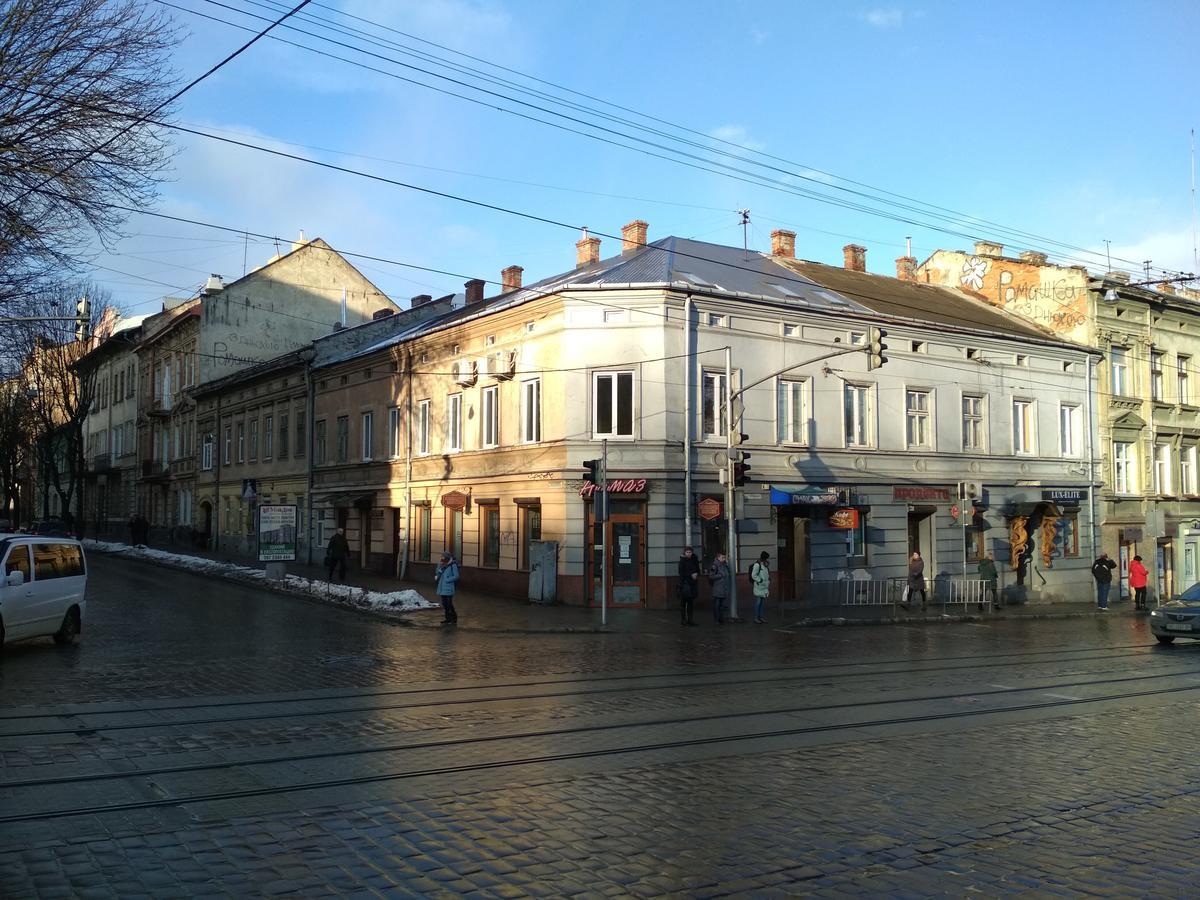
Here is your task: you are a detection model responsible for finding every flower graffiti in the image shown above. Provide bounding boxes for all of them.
[960,256,989,291]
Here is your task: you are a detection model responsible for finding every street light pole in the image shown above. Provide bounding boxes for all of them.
[725,346,738,621]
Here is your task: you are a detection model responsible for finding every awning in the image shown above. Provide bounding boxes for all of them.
[770,485,839,506]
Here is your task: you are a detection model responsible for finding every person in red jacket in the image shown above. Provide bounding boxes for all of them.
[1129,554,1149,611]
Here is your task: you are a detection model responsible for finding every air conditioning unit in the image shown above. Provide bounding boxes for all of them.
[483,349,516,380]
[452,358,478,386]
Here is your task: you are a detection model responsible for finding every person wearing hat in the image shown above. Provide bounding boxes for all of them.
[1091,551,1117,610]
[677,546,700,626]
[435,551,460,625]
[1129,554,1149,610]
[751,551,771,624]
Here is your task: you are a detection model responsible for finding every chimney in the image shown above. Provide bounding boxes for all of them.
[576,231,601,267]
[621,220,649,254]
[843,244,867,272]
[1106,271,1130,284]
[292,229,308,253]
[410,294,432,308]
[770,229,796,259]
[974,240,1004,257]
[1019,250,1048,265]
[465,278,485,305]
[1158,282,1177,295]
[501,265,524,292]
[372,308,394,320]
[895,256,918,281]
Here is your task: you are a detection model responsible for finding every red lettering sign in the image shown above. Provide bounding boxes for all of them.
[892,486,951,502]
[579,478,649,498]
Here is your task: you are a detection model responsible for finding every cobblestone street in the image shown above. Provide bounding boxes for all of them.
[2,555,1199,897]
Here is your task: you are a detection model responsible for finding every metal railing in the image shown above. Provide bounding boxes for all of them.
[779,576,992,618]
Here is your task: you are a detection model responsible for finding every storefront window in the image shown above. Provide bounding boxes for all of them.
[519,504,541,570]
[1055,514,1080,557]
[414,505,431,562]
[480,504,500,567]
[965,528,985,562]
[846,512,868,564]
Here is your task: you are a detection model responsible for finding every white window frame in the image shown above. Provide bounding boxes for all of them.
[1179,356,1191,404]
[1154,443,1172,495]
[362,411,375,461]
[701,370,728,441]
[1151,351,1164,401]
[1012,399,1035,455]
[521,378,541,444]
[223,425,231,466]
[962,394,986,451]
[1058,403,1081,458]
[201,434,213,471]
[1111,347,1128,396]
[593,370,636,439]
[417,400,431,455]
[1113,441,1136,494]
[1182,446,1198,495]
[481,385,499,449]
[905,388,933,450]
[777,378,810,445]
[446,394,462,452]
[843,382,873,449]
[388,407,401,459]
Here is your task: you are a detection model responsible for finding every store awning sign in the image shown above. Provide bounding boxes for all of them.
[893,486,951,502]
[769,486,839,506]
[828,508,859,529]
[1042,489,1085,503]
[579,478,648,499]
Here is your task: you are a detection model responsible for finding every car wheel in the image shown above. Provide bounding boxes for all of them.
[53,607,80,645]
[1156,635,1176,645]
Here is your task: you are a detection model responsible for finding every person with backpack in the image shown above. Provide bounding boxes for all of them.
[1091,552,1116,610]
[708,551,731,624]
[435,551,460,626]
[751,551,771,624]
[677,546,700,626]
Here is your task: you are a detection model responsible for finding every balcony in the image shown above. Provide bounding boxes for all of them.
[88,454,114,474]
[146,395,173,417]
[140,459,171,480]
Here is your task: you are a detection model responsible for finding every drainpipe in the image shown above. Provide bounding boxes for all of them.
[213,393,222,552]
[1086,353,1098,560]
[401,350,413,581]
[684,293,693,548]
[304,353,316,565]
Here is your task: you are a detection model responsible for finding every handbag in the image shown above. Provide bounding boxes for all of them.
[901,585,910,602]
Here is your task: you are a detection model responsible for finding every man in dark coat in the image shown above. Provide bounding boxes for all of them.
[708,551,731,624]
[677,546,700,626]
[325,527,351,581]
[1091,552,1117,610]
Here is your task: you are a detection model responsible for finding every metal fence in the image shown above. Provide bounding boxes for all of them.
[778,576,992,618]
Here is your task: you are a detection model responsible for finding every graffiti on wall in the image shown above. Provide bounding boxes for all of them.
[957,256,1086,332]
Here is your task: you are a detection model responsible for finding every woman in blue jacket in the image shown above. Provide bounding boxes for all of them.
[435,551,460,625]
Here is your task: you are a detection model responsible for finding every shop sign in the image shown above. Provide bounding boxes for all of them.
[1042,489,1085,503]
[440,490,469,510]
[769,486,839,505]
[258,504,297,562]
[697,498,722,521]
[828,508,859,529]
[893,486,951,502]
[578,478,648,499]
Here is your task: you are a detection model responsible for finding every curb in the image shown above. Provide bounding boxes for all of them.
[782,608,1140,628]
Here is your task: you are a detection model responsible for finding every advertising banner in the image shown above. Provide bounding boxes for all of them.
[258,504,297,562]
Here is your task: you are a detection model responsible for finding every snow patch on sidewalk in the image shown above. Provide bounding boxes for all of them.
[84,540,438,613]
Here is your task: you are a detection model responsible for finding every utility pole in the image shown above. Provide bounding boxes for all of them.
[1104,239,1112,272]
[724,347,738,620]
[600,439,608,627]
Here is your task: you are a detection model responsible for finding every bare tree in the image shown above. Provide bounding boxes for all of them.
[0,374,33,522]
[0,0,178,311]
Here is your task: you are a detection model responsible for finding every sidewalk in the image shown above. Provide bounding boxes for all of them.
[87,539,1147,634]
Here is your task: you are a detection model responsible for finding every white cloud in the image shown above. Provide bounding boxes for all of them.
[709,124,765,153]
[859,8,905,28]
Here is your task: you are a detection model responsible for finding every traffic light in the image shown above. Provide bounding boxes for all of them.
[867,325,889,370]
[74,296,91,341]
[733,451,752,486]
[582,458,600,484]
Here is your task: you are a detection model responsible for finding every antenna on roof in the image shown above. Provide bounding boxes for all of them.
[738,209,750,251]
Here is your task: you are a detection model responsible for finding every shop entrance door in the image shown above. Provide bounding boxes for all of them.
[587,502,646,607]
[776,512,810,603]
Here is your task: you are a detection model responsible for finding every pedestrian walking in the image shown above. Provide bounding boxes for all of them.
[1129,554,1149,610]
[324,527,350,582]
[903,550,927,611]
[978,552,1000,610]
[751,551,771,623]
[435,551,460,625]
[708,551,731,624]
[677,546,700,626]
[1091,551,1117,610]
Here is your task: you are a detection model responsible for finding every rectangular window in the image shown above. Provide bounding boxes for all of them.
[846,512,867,564]
[446,394,462,452]
[294,412,306,458]
[905,389,932,449]
[223,425,232,465]
[361,411,374,461]
[778,379,809,444]
[519,504,541,571]
[336,416,349,463]
[248,418,258,462]
[965,527,985,563]
[279,413,289,459]
[445,507,463,561]
[314,419,326,464]
[1012,399,1034,454]
[1055,514,1080,558]
[1183,446,1199,495]
[1155,443,1172,495]
[237,423,245,463]
[1179,355,1191,404]
[415,505,431,562]
[201,434,213,470]
[1113,441,1136,493]
[843,383,871,448]
[1059,404,1081,457]
[264,415,273,460]
[1151,351,1164,401]
[962,395,985,450]
[418,400,431,454]
[593,371,634,437]
[388,407,401,458]
[480,504,500,567]
[702,371,728,440]
[521,379,541,443]
[481,386,499,448]
[1111,347,1128,396]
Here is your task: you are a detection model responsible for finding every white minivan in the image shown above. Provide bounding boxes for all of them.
[0,535,88,647]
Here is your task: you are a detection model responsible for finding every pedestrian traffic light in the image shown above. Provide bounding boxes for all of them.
[867,325,888,370]
[74,296,91,341]
[582,458,600,484]
[733,451,752,486]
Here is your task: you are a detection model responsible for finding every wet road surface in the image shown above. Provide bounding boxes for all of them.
[2,555,1199,896]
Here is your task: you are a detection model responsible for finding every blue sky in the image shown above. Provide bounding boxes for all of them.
[95,0,1200,314]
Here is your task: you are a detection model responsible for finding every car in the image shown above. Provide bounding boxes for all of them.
[1149,583,1200,644]
[0,534,88,648]
[28,519,72,537]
